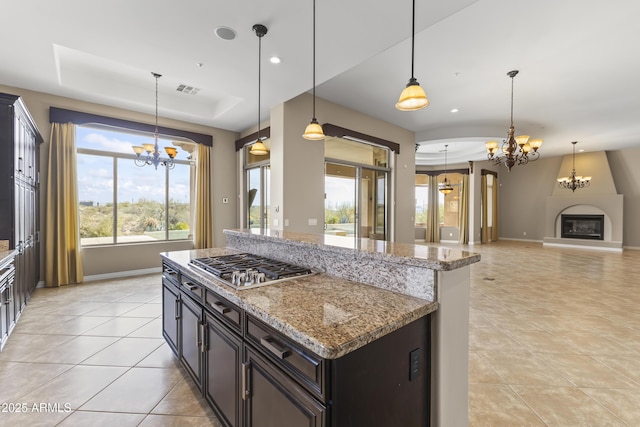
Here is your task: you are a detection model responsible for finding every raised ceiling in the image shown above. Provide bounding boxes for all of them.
[1,0,639,166]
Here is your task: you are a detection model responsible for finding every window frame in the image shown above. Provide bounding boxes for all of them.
[76,125,194,247]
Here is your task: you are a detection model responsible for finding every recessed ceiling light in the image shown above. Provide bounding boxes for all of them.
[450,108,459,113]
[578,149,585,152]
[215,26,237,41]
[270,56,281,64]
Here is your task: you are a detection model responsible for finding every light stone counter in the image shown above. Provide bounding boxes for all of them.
[161,247,437,359]
[0,250,16,267]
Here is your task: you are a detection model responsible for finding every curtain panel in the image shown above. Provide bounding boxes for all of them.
[195,143,213,248]
[45,122,84,286]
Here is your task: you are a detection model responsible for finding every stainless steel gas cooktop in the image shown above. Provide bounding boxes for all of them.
[189,253,315,290]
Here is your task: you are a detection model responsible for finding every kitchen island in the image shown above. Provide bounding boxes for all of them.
[161,229,480,426]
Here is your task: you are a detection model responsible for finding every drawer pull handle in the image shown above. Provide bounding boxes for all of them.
[210,301,231,314]
[186,284,199,292]
[260,336,291,359]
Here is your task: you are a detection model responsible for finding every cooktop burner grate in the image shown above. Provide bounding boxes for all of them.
[189,253,313,284]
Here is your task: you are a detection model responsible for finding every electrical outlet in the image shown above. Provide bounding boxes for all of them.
[409,348,421,381]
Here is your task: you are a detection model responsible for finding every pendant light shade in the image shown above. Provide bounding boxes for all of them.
[250,24,269,156]
[438,144,454,194]
[396,0,429,111]
[303,0,325,140]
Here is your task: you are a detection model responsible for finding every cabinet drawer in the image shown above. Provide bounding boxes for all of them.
[180,274,203,303]
[246,315,325,400]
[162,262,179,285]
[205,290,242,332]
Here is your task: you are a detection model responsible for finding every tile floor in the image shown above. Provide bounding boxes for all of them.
[0,241,638,426]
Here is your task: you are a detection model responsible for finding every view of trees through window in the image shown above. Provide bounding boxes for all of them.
[76,125,194,245]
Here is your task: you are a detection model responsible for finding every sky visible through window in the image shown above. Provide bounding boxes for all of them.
[76,126,190,205]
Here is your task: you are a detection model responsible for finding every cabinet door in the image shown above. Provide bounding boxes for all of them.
[204,313,241,427]
[162,280,180,355]
[180,293,203,389]
[244,347,325,427]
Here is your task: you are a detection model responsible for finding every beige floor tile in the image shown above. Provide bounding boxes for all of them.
[80,367,183,413]
[513,385,626,426]
[80,337,164,367]
[469,351,503,384]
[39,316,113,336]
[469,327,521,351]
[139,414,223,427]
[127,318,163,338]
[119,302,162,318]
[0,333,76,362]
[57,410,147,427]
[81,316,154,337]
[16,365,128,409]
[477,351,573,387]
[581,387,640,426]
[136,343,182,368]
[151,378,215,417]
[469,383,545,426]
[594,354,640,384]
[542,353,639,389]
[0,408,70,427]
[30,336,120,365]
[84,302,146,317]
[0,362,73,402]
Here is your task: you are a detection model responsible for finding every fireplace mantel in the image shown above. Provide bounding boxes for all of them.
[543,194,623,251]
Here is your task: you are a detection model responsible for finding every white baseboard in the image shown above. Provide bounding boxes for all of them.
[83,267,162,283]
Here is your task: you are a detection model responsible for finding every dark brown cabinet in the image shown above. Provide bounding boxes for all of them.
[0,93,43,351]
[205,312,242,427]
[180,291,204,389]
[0,255,16,350]
[161,260,430,427]
[243,346,326,427]
[161,272,180,355]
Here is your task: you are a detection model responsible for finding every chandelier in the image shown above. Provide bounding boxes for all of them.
[250,24,269,155]
[132,72,178,169]
[485,70,542,171]
[439,144,454,194]
[558,141,591,192]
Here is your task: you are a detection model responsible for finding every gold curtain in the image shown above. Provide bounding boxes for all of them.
[491,175,499,241]
[481,174,489,243]
[426,175,440,243]
[195,143,213,248]
[45,122,83,286]
[458,174,469,244]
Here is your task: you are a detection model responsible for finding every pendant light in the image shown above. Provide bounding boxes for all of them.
[302,0,325,140]
[396,0,429,111]
[250,24,269,156]
[439,144,453,194]
[557,141,591,192]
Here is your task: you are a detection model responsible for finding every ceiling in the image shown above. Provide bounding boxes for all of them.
[2,0,640,166]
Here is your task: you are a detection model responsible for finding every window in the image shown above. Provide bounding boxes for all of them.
[438,173,462,226]
[414,174,429,225]
[244,139,270,230]
[76,125,195,246]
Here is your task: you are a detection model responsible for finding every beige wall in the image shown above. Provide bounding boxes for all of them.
[266,93,417,243]
[486,146,640,248]
[0,84,239,280]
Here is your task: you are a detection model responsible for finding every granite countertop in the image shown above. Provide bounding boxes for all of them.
[225,228,480,271]
[0,249,17,267]
[161,248,438,359]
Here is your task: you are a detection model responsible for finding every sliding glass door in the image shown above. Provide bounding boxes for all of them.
[324,162,387,239]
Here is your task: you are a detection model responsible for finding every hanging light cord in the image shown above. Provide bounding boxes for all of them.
[258,32,262,141]
[153,73,160,149]
[410,0,416,80]
[510,73,515,127]
[312,0,317,121]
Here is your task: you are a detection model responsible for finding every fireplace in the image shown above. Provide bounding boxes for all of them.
[561,214,604,240]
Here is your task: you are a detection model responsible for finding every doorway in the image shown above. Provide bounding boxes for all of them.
[324,162,387,239]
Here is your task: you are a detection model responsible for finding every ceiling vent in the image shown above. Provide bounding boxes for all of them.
[176,84,200,95]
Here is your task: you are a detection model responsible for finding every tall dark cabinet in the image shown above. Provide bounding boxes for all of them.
[0,93,43,348]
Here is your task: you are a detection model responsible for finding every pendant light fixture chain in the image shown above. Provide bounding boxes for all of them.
[250,24,269,156]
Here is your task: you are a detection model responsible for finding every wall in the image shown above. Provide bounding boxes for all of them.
[0,84,239,280]
[488,147,640,248]
[267,93,416,243]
